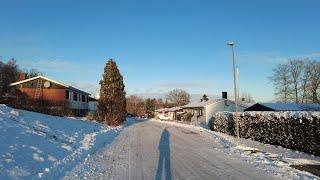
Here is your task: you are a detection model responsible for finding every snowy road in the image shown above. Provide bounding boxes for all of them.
[64,120,273,180]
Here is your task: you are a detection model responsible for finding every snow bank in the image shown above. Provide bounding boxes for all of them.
[0,104,123,179]
[212,111,320,156]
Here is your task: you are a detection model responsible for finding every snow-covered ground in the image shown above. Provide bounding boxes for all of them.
[153,119,320,179]
[1,104,319,179]
[0,104,128,179]
[63,119,320,179]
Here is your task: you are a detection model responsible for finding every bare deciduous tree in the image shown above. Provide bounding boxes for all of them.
[306,60,320,103]
[26,68,44,78]
[166,89,190,106]
[240,92,255,103]
[155,98,164,109]
[270,59,320,104]
[126,95,146,116]
[269,63,292,103]
[288,59,304,103]
[301,59,312,103]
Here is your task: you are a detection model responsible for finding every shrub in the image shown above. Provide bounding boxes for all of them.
[213,111,320,156]
[7,91,72,117]
[182,112,194,122]
[86,111,97,121]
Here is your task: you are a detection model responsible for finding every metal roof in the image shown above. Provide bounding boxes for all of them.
[246,103,320,111]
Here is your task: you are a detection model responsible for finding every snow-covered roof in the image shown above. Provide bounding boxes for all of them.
[10,76,90,95]
[167,107,183,112]
[155,107,182,112]
[246,103,320,111]
[155,108,165,112]
[240,102,255,108]
[183,99,251,109]
[183,99,237,108]
[183,99,222,108]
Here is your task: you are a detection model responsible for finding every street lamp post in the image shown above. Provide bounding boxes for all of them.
[227,41,240,138]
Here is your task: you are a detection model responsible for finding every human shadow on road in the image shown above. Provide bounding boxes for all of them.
[155,128,172,180]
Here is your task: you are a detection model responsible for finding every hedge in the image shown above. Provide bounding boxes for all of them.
[210,111,320,156]
[6,91,72,117]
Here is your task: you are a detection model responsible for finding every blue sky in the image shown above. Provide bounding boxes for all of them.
[0,0,319,101]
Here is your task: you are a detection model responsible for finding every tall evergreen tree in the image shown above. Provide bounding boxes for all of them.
[98,59,126,126]
[145,98,156,117]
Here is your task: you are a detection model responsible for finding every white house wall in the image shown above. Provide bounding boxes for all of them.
[204,100,239,124]
[88,101,98,112]
[69,101,88,110]
[67,91,89,110]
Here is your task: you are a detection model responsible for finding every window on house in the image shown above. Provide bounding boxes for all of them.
[73,92,78,101]
[82,95,85,102]
[197,109,203,117]
[66,90,69,99]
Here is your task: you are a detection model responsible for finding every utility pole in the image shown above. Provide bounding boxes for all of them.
[227,41,240,138]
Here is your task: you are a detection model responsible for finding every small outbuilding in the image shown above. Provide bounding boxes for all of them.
[155,107,183,121]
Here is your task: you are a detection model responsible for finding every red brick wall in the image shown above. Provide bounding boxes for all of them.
[19,87,67,101]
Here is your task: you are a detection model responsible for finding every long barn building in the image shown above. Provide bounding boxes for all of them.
[10,74,91,116]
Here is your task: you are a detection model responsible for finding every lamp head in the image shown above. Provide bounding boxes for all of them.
[227,41,235,46]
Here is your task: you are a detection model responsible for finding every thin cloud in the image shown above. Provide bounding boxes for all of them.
[126,92,222,102]
[238,51,320,64]
[309,52,320,58]
[65,82,99,97]
[238,52,287,64]
[20,59,79,72]
[19,59,102,73]
[155,81,214,89]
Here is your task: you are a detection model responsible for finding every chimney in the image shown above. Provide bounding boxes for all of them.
[19,73,27,81]
[222,92,227,99]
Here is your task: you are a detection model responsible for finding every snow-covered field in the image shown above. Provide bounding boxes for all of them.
[0,104,125,179]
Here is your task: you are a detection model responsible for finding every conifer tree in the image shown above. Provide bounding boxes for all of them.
[201,94,209,102]
[97,59,126,126]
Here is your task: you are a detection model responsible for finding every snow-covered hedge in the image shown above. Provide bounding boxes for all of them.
[211,111,320,156]
[212,112,236,136]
